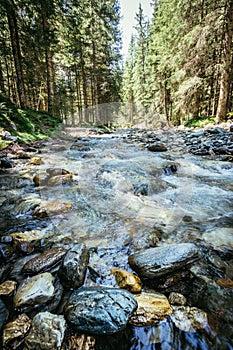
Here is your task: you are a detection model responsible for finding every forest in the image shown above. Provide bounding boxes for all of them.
[0,0,233,128]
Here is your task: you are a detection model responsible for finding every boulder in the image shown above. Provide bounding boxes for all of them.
[47,174,73,186]
[24,312,66,350]
[58,243,89,289]
[64,287,137,334]
[128,243,199,279]
[129,292,172,326]
[147,143,167,152]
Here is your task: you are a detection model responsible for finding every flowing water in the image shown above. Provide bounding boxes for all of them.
[0,128,233,349]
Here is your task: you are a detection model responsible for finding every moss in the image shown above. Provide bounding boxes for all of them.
[0,140,12,150]
[0,94,62,144]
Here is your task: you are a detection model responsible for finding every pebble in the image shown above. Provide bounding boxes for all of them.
[111,268,142,293]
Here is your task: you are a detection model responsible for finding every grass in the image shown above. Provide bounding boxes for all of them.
[184,115,216,128]
[0,94,62,143]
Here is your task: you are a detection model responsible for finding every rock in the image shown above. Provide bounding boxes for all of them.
[171,306,208,333]
[216,278,233,288]
[168,292,187,306]
[64,287,137,334]
[202,227,233,248]
[2,313,31,349]
[33,173,49,187]
[24,312,66,350]
[58,243,89,289]
[22,247,66,274]
[111,268,142,293]
[14,273,55,310]
[11,230,45,245]
[147,143,167,152]
[128,243,199,279]
[46,168,72,176]
[1,157,14,168]
[0,299,8,329]
[30,156,43,165]
[47,174,73,186]
[66,334,95,350]
[130,292,172,326]
[0,280,17,297]
[163,164,177,175]
[33,200,73,217]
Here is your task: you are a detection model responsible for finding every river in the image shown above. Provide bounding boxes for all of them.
[0,127,233,349]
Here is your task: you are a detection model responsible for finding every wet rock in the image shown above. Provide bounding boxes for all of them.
[130,292,172,326]
[33,200,73,217]
[47,174,73,186]
[14,272,55,310]
[3,313,31,349]
[24,312,66,350]
[0,243,16,262]
[65,334,95,350]
[33,173,49,187]
[216,278,233,288]
[147,143,167,152]
[111,268,142,293]
[58,243,89,289]
[0,157,14,168]
[30,156,43,165]
[11,230,45,245]
[202,227,233,248]
[46,167,73,176]
[171,306,208,333]
[0,280,17,297]
[128,243,199,279]
[22,247,66,274]
[163,164,178,175]
[168,292,187,306]
[64,287,137,334]
[0,299,8,329]
[133,183,148,196]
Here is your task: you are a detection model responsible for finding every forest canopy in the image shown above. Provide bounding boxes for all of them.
[0,0,233,127]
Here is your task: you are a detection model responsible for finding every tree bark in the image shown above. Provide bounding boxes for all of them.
[216,0,233,123]
[5,0,26,107]
[0,59,6,95]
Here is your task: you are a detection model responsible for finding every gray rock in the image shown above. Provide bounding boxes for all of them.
[0,157,14,169]
[58,243,89,289]
[24,312,66,350]
[14,273,55,311]
[0,299,8,330]
[168,292,187,306]
[64,287,138,334]
[128,243,199,279]
[147,143,167,152]
[171,306,208,333]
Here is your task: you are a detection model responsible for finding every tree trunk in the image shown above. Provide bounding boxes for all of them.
[5,0,26,107]
[40,1,54,115]
[216,1,233,123]
[0,59,6,95]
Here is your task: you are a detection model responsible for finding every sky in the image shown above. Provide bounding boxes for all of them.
[119,0,154,57]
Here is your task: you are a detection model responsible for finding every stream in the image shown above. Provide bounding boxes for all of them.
[0,127,233,349]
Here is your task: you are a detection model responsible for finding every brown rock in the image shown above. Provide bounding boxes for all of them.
[0,280,17,297]
[3,314,31,350]
[11,230,44,244]
[47,174,73,186]
[30,156,43,165]
[46,168,72,176]
[111,268,142,293]
[168,292,187,306]
[33,200,73,217]
[33,173,49,187]
[216,278,233,288]
[22,247,66,274]
[130,292,172,326]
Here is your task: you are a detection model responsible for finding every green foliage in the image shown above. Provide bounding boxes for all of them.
[0,94,62,143]
[184,116,215,127]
